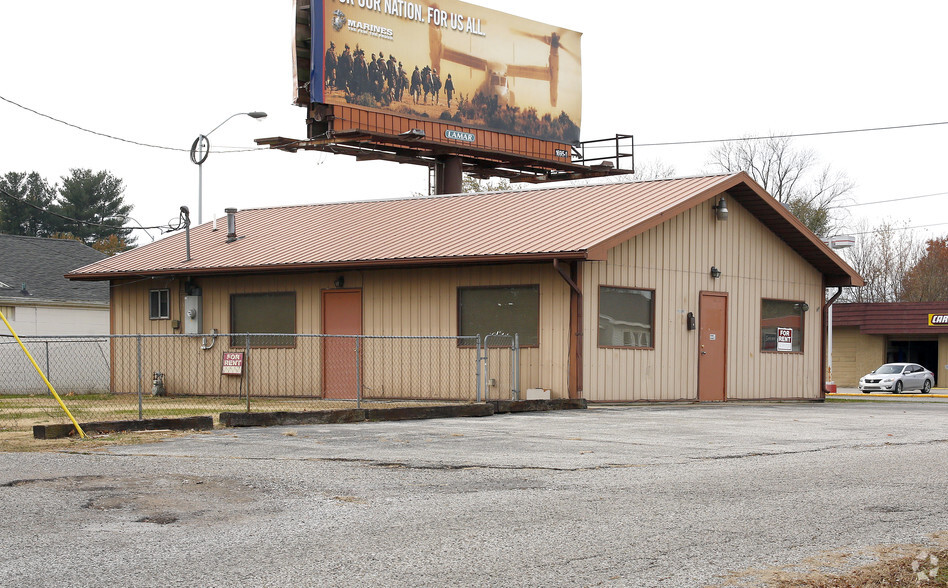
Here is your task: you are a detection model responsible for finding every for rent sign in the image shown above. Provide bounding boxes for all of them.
[222,352,244,375]
[776,327,793,352]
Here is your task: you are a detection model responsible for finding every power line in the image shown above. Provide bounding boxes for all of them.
[7,93,948,157]
[848,222,948,236]
[0,187,183,233]
[634,121,948,148]
[831,190,948,209]
[0,95,189,153]
[0,94,293,155]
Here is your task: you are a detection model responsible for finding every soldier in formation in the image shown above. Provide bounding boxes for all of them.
[431,68,442,105]
[324,42,337,90]
[410,65,422,104]
[335,44,352,94]
[444,73,454,107]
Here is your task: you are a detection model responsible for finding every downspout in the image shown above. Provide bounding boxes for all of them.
[821,285,844,400]
[553,259,583,399]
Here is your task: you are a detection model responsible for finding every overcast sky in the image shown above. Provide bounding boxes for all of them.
[1,0,946,244]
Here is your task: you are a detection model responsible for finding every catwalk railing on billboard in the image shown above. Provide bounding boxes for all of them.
[0,333,521,431]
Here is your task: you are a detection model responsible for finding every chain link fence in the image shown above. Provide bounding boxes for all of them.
[0,333,519,431]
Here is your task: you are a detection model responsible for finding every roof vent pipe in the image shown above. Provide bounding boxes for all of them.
[225,208,237,243]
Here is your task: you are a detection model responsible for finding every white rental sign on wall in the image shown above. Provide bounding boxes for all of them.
[777,327,793,352]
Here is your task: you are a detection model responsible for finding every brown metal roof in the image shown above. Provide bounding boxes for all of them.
[832,302,948,334]
[66,172,862,286]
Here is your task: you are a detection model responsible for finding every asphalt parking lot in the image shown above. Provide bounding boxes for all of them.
[2,402,947,587]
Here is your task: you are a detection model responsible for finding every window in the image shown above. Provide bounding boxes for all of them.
[231,292,296,347]
[760,299,804,352]
[149,289,170,319]
[458,285,539,346]
[598,286,654,348]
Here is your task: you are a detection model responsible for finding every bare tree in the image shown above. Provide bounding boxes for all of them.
[838,220,924,303]
[707,136,854,237]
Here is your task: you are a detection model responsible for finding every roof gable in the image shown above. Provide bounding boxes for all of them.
[66,173,861,287]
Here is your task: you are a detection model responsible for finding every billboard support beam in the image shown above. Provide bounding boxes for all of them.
[436,156,464,195]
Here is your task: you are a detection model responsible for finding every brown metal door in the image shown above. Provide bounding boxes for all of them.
[698,292,728,402]
[322,289,362,399]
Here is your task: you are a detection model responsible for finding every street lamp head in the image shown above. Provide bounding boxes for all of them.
[248,111,268,119]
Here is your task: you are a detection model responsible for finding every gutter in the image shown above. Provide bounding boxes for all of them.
[820,286,844,400]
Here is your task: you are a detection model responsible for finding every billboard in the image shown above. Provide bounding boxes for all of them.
[310,0,582,144]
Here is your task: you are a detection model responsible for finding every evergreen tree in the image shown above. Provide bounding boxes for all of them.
[0,171,57,236]
[54,168,134,245]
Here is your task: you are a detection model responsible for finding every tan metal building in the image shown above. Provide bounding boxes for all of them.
[68,172,862,402]
[830,302,948,388]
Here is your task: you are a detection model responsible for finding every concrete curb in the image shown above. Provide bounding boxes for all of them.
[221,409,366,427]
[219,399,585,429]
[33,416,214,440]
[829,393,948,399]
[363,403,495,421]
[492,398,588,413]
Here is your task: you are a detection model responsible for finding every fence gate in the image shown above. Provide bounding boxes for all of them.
[481,333,520,401]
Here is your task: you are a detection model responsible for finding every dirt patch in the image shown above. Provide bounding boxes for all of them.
[0,428,206,453]
[715,532,948,587]
[4,473,262,526]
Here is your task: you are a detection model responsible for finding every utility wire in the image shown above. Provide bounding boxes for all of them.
[848,222,948,236]
[6,93,948,155]
[0,94,298,155]
[633,121,948,148]
[0,95,189,153]
[0,187,184,233]
[830,190,948,209]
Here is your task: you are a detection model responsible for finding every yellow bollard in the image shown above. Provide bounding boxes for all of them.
[0,309,86,438]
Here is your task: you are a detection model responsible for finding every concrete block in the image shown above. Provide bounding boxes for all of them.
[33,416,214,440]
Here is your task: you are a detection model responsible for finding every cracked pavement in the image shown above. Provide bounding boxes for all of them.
[1,402,947,587]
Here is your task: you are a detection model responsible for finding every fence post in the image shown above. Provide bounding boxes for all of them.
[245,335,251,412]
[512,333,520,401]
[356,337,362,410]
[137,335,143,420]
[475,335,481,402]
[44,341,50,384]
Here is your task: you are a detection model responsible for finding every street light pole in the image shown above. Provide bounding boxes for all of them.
[190,111,267,224]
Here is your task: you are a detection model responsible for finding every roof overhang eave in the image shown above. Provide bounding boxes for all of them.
[65,251,590,281]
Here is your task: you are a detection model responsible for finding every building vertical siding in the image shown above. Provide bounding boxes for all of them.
[110,263,571,399]
[582,193,825,402]
[830,326,887,387]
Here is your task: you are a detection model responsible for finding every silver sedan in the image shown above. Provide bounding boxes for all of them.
[859,363,935,394]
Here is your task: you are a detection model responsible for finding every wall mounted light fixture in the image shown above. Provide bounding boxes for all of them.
[333,276,345,288]
[712,196,729,221]
[794,302,810,312]
[710,266,722,279]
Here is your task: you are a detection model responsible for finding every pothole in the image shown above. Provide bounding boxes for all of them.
[136,515,178,525]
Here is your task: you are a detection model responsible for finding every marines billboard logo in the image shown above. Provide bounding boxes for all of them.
[332,9,347,32]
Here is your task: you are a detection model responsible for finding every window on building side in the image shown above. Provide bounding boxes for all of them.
[231,292,297,348]
[149,289,170,320]
[598,286,654,348]
[458,285,539,346]
[760,299,804,352]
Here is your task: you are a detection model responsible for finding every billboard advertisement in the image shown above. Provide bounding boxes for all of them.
[310,0,582,144]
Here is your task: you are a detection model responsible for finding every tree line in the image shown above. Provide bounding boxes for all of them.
[0,169,134,255]
[632,136,948,303]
